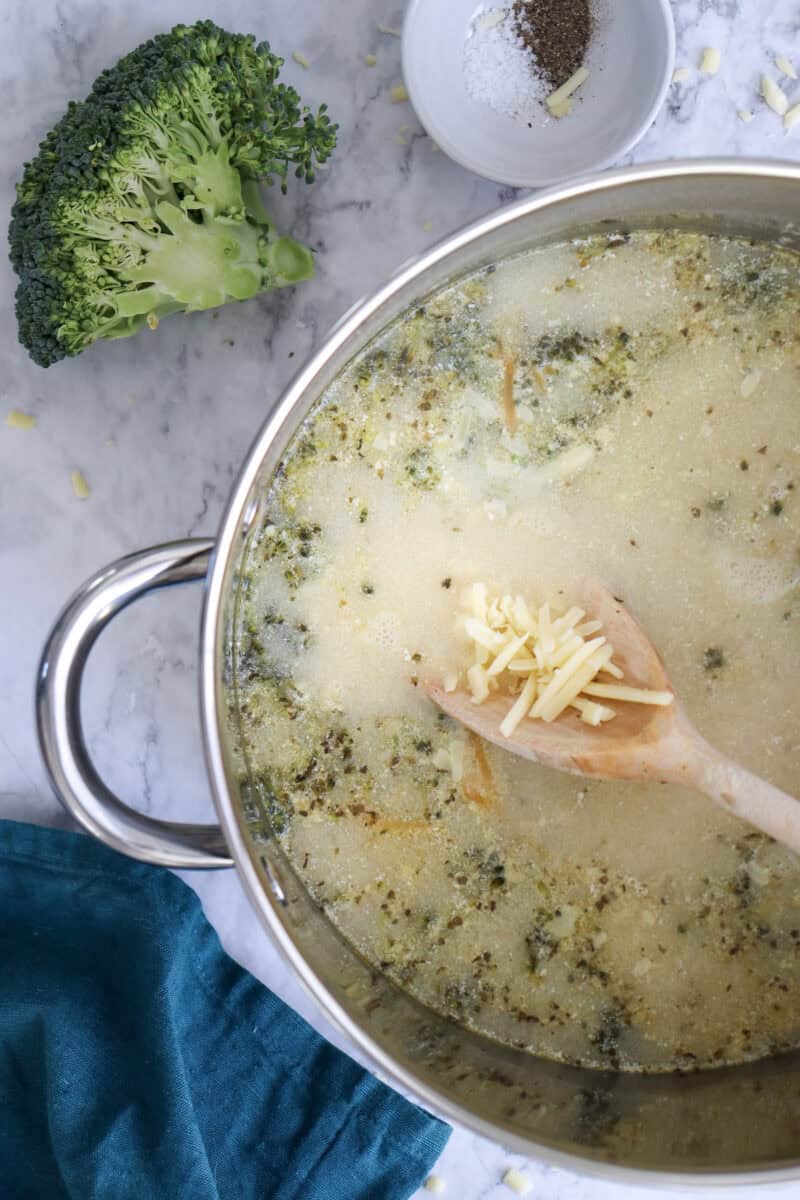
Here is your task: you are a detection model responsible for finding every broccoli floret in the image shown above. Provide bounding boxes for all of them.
[8,20,337,367]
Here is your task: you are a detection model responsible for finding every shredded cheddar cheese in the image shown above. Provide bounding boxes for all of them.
[455,584,672,735]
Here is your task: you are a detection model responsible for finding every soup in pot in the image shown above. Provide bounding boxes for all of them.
[234,230,800,1073]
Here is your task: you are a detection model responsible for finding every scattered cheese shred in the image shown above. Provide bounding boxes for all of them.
[548,97,574,119]
[292,51,310,69]
[737,108,754,123]
[6,409,37,430]
[70,469,91,500]
[761,74,789,115]
[776,54,797,80]
[364,53,377,66]
[502,1167,533,1195]
[784,102,800,131]
[455,585,672,735]
[390,84,409,103]
[671,67,690,83]
[546,66,589,112]
[424,1175,446,1194]
[377,22,401,37]
[699,47,720,74]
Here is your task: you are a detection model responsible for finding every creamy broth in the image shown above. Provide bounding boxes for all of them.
[235,231,800,1073]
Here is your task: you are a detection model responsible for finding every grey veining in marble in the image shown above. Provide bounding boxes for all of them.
[2,1,800,1196]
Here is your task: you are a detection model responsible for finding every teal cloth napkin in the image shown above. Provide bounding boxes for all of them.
[0,819,449,1199]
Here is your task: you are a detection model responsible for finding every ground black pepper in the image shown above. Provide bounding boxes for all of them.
[512,0,593,90]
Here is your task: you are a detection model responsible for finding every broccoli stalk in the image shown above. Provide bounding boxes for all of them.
[9,21,337,366]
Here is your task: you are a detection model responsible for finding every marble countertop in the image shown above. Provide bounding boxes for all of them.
[2,1,800,1196]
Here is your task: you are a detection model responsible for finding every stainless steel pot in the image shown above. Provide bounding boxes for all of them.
[37,161,800,1187]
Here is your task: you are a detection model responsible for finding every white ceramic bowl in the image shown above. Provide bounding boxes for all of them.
[402,0,675,188]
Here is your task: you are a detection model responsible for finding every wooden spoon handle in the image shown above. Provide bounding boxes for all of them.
[679,731,800,855]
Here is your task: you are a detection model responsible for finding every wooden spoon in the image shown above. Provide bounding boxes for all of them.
[427,580,800,855]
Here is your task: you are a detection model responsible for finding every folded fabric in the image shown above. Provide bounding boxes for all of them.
[0,819,449,1199]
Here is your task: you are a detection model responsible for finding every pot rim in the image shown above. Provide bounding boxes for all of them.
[200,158,800,1188]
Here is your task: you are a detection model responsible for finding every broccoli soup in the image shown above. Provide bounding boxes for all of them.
[235,230,800,1073]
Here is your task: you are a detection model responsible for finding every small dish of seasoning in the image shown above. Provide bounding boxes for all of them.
[402,0,675,188]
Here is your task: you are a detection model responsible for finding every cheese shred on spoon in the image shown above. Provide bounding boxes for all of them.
[455,584,672,737]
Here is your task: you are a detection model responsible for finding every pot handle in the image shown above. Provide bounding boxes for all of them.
[36,539,233,869]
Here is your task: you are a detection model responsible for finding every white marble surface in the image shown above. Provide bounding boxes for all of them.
[2,1,800,1196]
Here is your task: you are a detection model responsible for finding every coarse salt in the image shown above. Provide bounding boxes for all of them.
[475,8,505,32]
[463,7,547,124]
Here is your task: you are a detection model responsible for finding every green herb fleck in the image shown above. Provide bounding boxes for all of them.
[526,922,557,967]
[703,647,726,674]
[405,447,441,490]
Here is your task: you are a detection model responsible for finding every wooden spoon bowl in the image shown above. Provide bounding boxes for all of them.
[427,581,800,854]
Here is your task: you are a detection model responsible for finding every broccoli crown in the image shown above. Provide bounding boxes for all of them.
[9,20,337,366]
